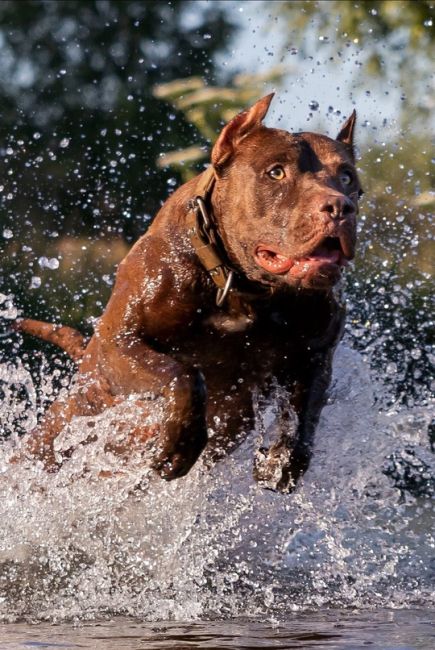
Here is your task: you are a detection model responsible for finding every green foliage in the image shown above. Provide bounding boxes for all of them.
[275,1,433,56]
[271,1,434,123]
[344,134,433,405]
[0,0,235,326]
[153,68,284,180]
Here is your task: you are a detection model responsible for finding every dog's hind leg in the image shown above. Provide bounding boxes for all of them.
[13,374,117,470]
[15,342,207,480]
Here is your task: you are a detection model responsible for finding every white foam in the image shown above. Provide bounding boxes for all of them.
[0,345,433,622]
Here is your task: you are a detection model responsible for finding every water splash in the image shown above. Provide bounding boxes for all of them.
[0,344,433,623]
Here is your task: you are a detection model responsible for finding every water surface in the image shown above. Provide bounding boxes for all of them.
[1,610,434,649]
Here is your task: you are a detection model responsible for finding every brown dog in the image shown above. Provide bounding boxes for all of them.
[14,94,361,490]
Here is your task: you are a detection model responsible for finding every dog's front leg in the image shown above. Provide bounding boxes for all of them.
[253,348,335,493]
[284,348,334,487]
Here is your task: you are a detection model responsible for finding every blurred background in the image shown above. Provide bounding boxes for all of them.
[0,0,433,408]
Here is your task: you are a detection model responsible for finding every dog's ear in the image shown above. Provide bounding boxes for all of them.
[212,93,274,169]
[336,110,357,154]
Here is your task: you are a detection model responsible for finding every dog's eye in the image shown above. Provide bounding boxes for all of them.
[340,171,353,186]
[268,166,286,180]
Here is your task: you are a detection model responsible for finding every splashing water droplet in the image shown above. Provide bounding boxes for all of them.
[29,276,41,289]
[38,257,59,270]
[46,258,59,270]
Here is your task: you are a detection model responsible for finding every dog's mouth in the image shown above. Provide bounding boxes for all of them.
[306,236,350,266]
[254,236,352,285]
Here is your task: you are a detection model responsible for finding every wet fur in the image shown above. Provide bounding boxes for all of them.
[14,95,361,490]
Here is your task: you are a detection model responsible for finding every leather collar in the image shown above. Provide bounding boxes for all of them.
[187,166,272,307]
[186,166,234,306]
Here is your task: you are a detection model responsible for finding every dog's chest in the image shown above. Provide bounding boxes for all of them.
[202,293,258,333]
[204,310,254,333]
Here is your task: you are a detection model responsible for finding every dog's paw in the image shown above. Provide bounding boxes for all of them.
[153,452,192,480]
[151,421,208,481]
[253,444,295,493]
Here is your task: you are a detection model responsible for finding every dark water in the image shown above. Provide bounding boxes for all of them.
[1,610,434,649]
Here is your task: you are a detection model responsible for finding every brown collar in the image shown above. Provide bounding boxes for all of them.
[186,166,234,306]
[187,166,273,307]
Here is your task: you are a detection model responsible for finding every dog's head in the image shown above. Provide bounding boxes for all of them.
[211,94,362,291]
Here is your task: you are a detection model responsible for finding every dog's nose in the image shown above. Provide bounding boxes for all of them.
[319,195,355,221]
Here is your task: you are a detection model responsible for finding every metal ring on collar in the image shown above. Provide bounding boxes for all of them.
[195,196,210,230]
[216,270,234,307]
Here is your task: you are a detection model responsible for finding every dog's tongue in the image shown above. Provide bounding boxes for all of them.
[254,248,294,274]
[307,244,342,265]
[255,243,344,275]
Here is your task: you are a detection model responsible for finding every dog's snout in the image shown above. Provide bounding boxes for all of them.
[319,195,355,221]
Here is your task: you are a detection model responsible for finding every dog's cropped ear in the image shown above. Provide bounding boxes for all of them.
[336,110,357,155]
[212,93,274,169]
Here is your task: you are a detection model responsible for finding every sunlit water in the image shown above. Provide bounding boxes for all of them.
[0,344,433,647]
